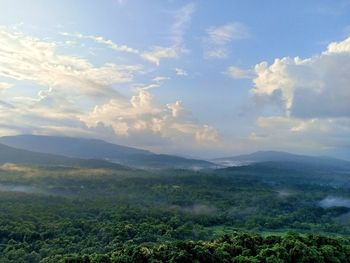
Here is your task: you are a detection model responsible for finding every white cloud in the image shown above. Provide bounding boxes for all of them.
[327,37,350,53]
[244,36,350,156]
[226,66,253,79]
[205,49,228,59]
[132,82,161,91]
[171,3,195,46]
[142,3,195,65]
[141,46,179,66]
[152,76,170,82]
[60,32,139,54]
[252,37,350,118]
[81,89,218,144]
[0,27,141,97]
[175,68,188,76]
[167,101,184,117]
[0,82,13,91]
[207,23,249,45]
[204,22,249,59]
[0,27,219,155]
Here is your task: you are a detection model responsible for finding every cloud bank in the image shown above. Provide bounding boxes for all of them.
[247,37,350,155]
[0,26,218,154]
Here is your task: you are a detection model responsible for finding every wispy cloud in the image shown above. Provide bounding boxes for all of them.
[207,23,249,44]
[141,46,179,66]
[142,3,195,65]
[0,26,218,152]
[204,22,249,59]
[152,76,170,82]
[0,27,141,98]
[226,66,253,79]
[171,3,195,46]
[60,32,139,54]
[175,68,188,76]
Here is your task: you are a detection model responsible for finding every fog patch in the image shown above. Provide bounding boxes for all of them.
[66,168,109,176]
[319,196,350,208]
[212,160,252,167]
[0,183,79,196]
[277,189,293,198]
[170,204,217,215]
[228,206,258,217]
[335,212,350,223]
[0,183,46,195]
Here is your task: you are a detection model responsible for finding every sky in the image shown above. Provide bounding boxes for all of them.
[0,0,350,159]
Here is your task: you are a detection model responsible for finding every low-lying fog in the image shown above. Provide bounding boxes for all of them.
[319,196,350,208]
[0,183,46,194]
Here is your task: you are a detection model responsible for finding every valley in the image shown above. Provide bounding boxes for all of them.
[0,136,350,262]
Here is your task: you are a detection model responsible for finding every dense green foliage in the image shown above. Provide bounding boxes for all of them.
[43,233,350,263]
[0,162,350,262]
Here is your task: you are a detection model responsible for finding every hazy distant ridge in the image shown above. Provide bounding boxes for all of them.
[0,142,126,169]
[0,135,216,169]
[213,150,350,170]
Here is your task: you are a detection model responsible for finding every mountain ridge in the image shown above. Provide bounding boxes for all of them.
[0,135,217,169]
[213,150,350,170]
[0,142,127,169]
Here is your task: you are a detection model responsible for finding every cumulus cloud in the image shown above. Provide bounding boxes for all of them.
[81,89,218,144]
[252,37,350,118]
[204,22,249,59]
[235,36,350,157]
[0,27,219,155]
[167,101,184,117]
[327,37,350,53]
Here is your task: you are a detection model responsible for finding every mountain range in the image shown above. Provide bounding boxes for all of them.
[0,135,217,169]
[0,142,126,169]
[213,150,350,171]
[0,135,349,171]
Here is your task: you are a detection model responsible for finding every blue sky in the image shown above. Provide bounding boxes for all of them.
[0,0,350,159]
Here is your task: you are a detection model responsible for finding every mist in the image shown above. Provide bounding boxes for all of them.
[319,196,350,208]
[0,183,46,195]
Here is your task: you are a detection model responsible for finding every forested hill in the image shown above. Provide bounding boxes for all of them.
[0,143,126,169]
[214,150,350,171]
[0,135,216,169]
